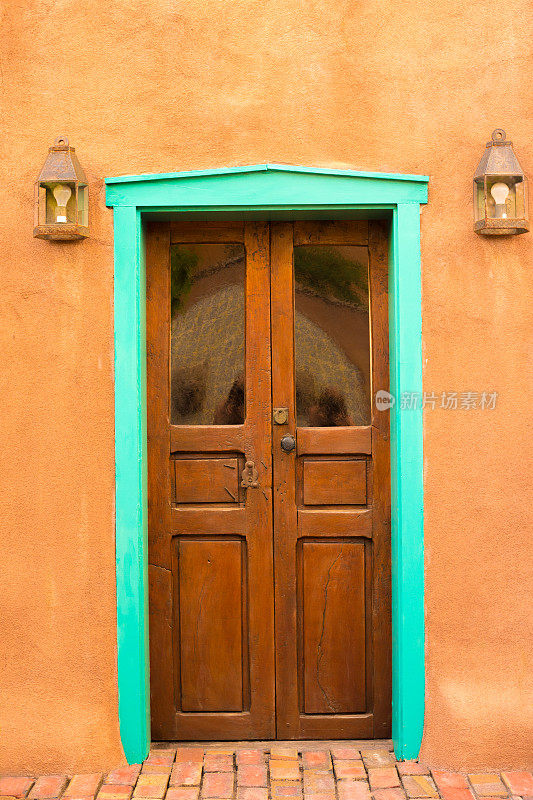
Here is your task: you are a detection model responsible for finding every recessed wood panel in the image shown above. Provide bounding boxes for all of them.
[174,458,239,503]
[177,538,245,712]
[303,459,367,505]
[301,540,366,714]
[297,426,372,455]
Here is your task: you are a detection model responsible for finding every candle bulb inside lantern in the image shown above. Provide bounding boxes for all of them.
[490,181,510,219]
[53,184,72,223]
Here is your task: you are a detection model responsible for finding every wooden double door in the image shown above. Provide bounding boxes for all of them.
[147,219,391,740]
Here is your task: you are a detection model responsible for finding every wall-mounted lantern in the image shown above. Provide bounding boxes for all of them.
[34,136,89,241]
[474,129,528,236]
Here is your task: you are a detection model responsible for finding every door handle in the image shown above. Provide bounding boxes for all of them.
[280,434,296,453]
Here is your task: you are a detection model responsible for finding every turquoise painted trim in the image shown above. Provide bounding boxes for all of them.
[390,204,425,759]
[106,164,427,209]
[109,165,427,763]
[113,206,150,764]
[106,163,429,186]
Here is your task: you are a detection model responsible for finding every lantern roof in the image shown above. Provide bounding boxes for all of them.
[474,129,525,180]
[37,136,87,184]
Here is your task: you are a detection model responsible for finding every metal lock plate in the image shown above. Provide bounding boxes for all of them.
[241,460,259,489]
[273,407,289,425]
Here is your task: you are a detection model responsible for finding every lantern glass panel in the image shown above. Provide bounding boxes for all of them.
[515,178,527,220]
[77,185,89,226]
[485,176,516,220]
[43,182,77,224]
[474,178,485,224]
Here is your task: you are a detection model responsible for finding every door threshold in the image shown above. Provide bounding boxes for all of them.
[151,739,394,751]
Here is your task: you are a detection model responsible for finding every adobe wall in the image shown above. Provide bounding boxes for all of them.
[0,0,531,772]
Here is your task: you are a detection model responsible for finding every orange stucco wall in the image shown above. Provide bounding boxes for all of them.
[1,0,532,774]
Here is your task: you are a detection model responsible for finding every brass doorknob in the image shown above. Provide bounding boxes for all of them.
[280,434,296,453]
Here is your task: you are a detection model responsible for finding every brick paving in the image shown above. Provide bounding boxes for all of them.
[0,745,532,800]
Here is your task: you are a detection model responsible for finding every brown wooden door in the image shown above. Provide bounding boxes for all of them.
[147,221,276,740]
[271,221,391,739]
[147,219,391,741]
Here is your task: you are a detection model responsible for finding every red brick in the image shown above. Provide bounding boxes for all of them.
[165,789,199,800]
[468,776,507,798]
[64,776,102,798]
[0,778,35,798]
[204,754,233,773]
[337,781,371,800]
[398,765,429,777]
[145,753,175,767]
[369,769,400,790]
[439,789,475,800]
[97,787,133,800]
[236,752,264,767]
[303,772,335,795]
[373,790,407,800]
[331,748,361,761]
[479,797,510,800]
[30,777,68,799]
[270,748,300,761]
[401,776,438,798]
[270,762,300,782]
[201,772,234,799]
[302,753,331,771]
[237,766,267,788]
[133,774,169,799]
[59,795,94,800]
[170,765,202,787]
[142,767,172,777]
[270,782,303,800]
[237,789,268,800]
[432,774,469,792]
[105,769,141,788]
[501,774,533,796]
[303,794,335,800]
[175,751,204,765]
[361,752,395,769]
[334,762,366,780]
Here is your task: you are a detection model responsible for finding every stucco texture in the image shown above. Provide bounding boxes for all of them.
[1,0,532,773]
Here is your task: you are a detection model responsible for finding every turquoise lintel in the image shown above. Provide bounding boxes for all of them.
[109,164,427,763]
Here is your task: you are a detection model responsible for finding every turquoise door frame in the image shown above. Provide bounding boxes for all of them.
[105,164,428,764]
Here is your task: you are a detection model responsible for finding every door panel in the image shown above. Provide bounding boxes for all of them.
[147,221,275,740]
[302,459,367,506]
[301,539,367,714]
[147,219,391,741]
[176,537,245,713]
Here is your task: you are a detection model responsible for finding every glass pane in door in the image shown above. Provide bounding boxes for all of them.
[170,243,245,425]
[294,245,370,426]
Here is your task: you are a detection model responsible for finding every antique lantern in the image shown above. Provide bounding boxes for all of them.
[34,136,89,240]
[474,129,528,235]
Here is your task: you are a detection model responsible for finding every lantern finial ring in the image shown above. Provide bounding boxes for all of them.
[491,129,506,143]
[54,135,70,147]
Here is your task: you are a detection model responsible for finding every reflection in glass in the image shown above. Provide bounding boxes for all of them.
[170,243,245,425]
[294,245,370,427]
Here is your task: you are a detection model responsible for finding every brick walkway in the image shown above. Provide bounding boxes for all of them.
[1,744,532,800]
